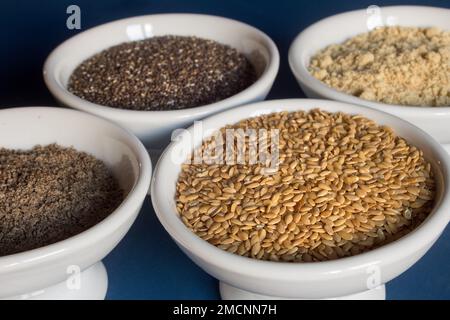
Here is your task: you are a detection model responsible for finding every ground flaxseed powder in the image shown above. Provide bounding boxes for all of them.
[0,144,124,256]
[309,26,450,106]
[68,35,257,111]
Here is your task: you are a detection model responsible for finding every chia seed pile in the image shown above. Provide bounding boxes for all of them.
[0,144,124,256]
[68,35,257,111]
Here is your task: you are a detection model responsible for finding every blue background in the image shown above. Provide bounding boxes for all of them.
[1,0,449,299]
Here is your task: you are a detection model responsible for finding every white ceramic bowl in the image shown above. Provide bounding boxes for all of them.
[289,5,450,146]
[0,107,152,300]
[44,14,279,150]
[151,99,450,300]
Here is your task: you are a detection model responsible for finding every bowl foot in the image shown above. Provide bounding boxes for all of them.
[7,262,108,300]
[219,282,386,300]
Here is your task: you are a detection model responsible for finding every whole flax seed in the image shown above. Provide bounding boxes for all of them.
[175,109,436,262]
[68,35,257,111]
[0,144,124,256]
[309,26,450,106]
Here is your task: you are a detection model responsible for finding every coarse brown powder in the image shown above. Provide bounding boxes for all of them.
[68,35,257,111]
[0,144,124,256]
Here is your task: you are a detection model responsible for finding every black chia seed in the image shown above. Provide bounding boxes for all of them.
[0,144,124,256]
[68,35,258,111]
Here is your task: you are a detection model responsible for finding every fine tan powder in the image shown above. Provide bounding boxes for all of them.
[309,26,450,107]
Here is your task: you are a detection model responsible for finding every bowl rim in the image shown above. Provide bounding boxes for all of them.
[0,106,152,271]
[151,98,450,280]
[43,13,280,121]
[288,5,450,115]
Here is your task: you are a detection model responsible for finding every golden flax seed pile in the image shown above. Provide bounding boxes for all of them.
[175,109,436,262]
[309,26,450,107]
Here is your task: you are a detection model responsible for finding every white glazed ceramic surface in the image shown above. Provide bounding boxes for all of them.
[44,14,279,149]
[0,107,152,299]
[289,6,450,144]
[151,99,450,299]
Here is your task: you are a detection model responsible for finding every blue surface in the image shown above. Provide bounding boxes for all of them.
[0,0,449,299]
